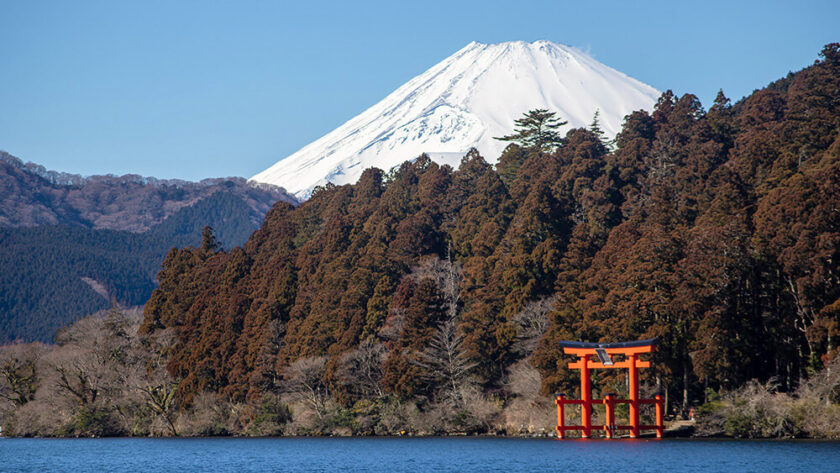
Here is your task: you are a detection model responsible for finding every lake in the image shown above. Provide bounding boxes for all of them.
[2,437,839,472]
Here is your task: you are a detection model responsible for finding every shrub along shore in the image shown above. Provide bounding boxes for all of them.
[1,310,838,438]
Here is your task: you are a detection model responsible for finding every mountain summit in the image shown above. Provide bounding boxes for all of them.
[252,40,660,199]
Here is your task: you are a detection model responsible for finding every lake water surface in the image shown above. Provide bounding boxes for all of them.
[2,437,839,473]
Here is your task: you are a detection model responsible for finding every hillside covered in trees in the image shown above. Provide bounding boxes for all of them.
[0,151,296,231]
[0,177,296,343]
[2,44,838,438]
[144,43,839,413]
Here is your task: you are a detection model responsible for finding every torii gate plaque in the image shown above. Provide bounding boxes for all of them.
[555,339,664,439]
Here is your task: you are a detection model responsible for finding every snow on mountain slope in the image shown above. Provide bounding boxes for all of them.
[251,40,660,199]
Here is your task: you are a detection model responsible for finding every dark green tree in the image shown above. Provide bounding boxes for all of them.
[588,109,610,147]
[495,109,567,151]
[200,225,220,252]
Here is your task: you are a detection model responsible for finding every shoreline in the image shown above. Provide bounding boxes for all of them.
[4,433,840,441]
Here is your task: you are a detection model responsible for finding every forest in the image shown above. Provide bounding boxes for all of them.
[1,44,838,438]
[0,191,275,343]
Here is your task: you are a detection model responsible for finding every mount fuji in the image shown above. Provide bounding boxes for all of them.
[251,40,660,199]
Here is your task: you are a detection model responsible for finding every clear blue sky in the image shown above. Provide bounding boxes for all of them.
[1,0,837,180]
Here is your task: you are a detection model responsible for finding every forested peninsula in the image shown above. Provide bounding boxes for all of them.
[2,44,839,438]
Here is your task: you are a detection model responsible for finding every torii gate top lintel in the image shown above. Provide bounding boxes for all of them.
[559,338,656,355]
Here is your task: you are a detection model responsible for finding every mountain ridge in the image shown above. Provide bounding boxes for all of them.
[0,151,298,232]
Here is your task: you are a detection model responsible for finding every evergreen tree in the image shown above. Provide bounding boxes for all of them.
[495,109,567,151]
[588,109,612,149]
[200,226,220,252]
[707,90,736,149]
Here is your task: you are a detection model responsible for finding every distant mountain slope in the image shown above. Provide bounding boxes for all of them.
[251,40,659,198]
[0,154,298,343]
[0,151,297,231]
[0,225,159,343]
[0,190,275,343]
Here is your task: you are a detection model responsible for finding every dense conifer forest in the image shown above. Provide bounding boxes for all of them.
[0,191,278,343]
[2,44,838,438]
[145,43,839,402]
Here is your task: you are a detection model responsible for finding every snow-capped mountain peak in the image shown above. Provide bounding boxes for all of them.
[251,40,660,199]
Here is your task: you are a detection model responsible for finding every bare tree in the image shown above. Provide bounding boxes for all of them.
[415,318,477,408]
[511,297,554,355]
[407,252,478,407]
[647,132,680,183]
[130,328,180,435]
[1,308,185,436]
[0,343,44,407]
[787,276,818,365]
[338,338,385,399]
[141,382,179,435]
[54,356,103,406]
[502,359,554,434]
[51,308,138,407]
[281,356,330,419]
[409,251,462,319]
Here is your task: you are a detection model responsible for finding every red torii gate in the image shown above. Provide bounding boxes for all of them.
[555,339,664,439]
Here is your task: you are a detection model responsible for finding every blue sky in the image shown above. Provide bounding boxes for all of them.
[1,0,837,180]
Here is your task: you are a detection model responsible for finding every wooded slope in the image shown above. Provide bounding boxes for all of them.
[1,189,288,343]
[143,45,840,409]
